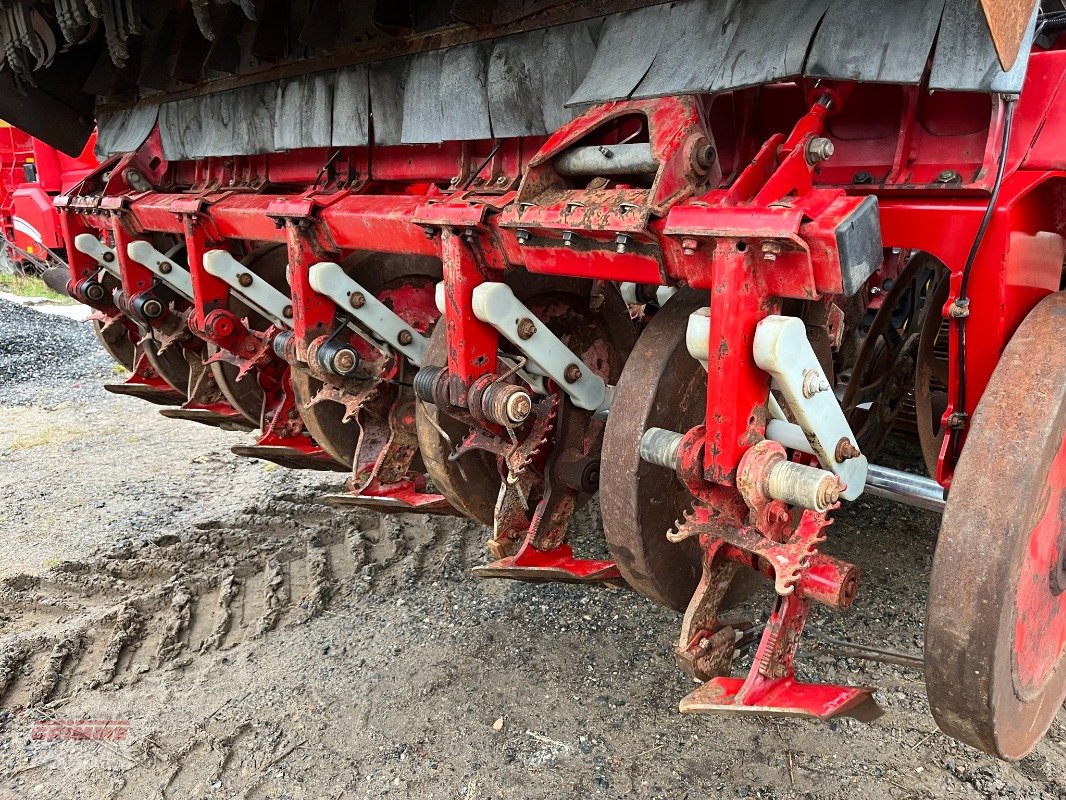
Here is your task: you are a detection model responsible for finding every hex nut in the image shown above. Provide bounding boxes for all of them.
[517,318,537,340]
[806,137,835,164]
[505,392,532,424]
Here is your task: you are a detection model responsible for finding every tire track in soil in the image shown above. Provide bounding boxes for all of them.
[0,489,476,712]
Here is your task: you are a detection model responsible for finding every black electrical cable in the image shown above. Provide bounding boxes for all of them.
[462,140,503,190]
[952,95,1017,459]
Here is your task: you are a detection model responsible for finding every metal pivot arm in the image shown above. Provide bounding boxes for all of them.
[752,315,868,500]
[308,261,428,366]
[202,249,292,329]
[470,282,613,413]
[125,240,195,302]
[74,234,120,279]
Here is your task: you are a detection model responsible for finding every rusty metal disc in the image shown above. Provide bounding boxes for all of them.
[926,290,1066,760]
[207,244,290,426]
[141,334,191,397]
[415,274,635,527]
[914,265,951,477]
[601,288,759,612]
[140,245,195,397]
[415,323,503,526]
[291,253,441,467]
[91,318,136,371]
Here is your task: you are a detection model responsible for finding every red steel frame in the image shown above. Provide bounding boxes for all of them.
[56,56,1066,485]
[59,55,1066,486]
[52,45,1066,723]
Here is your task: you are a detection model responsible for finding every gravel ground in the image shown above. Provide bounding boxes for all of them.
[0,298,1063,799]
[0,301,112,403]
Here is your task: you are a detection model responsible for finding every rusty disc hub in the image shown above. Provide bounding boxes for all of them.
[415,275,633,527]
[601,288,757,612]
[206,244,290,426]
[926,290,1066,760]
[290,253,441,467]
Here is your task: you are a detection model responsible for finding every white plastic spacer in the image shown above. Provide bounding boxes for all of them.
[309,261,428,366]
[202,249,292,329]
[126,240,194,302]
[74,234,120,279]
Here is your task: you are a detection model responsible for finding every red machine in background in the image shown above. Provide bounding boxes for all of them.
[0,122,96,269]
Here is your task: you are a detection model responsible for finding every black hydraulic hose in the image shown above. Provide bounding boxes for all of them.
[953,95,1017,458]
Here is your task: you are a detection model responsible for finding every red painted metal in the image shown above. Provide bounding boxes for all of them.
[1013,430,1066,694]
[52,69,1065,496]
[48,40,1066,752]
[0,125,96,260]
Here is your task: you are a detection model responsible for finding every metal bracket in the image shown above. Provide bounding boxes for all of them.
[74,233,120,280]
[753,315,868,500]
[432,282,547,394]
[471,282,612,413]
[202,249,292,329]
[125,241,195,302]
[308,261,427,366]
[687,310,867,499]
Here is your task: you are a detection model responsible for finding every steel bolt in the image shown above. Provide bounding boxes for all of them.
[516,229,531,245]
[561,231,576,247]
[806,137,835,164]
[237,272,253,287]
[598,145,613,159]
[102,251,115,263]
[681,238,699,256]
[948,298,971,319]
[946,411,968,430]
[349,291,366,309]
[332,348,358,374]
[801,369,831,398]
[84,283,106,301]
[422,225,437,240]
[504,391,532,424]
[615,234,630,254]
[694,141,717,172]
[835,438,862,462]
[124,168,149,190]
[397,329,414,346]
[762,241,783,262]
[936,170,962,185]
[516,318,537,340]
[496,176,509,186]
[564,363,583,383]
[141,298,163,318]
[283,304,293,319]
[817,476,842,508]
[158,261,173,274]
[853,171,874,185]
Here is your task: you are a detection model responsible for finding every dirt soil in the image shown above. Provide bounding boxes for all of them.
[0,301,1064,800]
